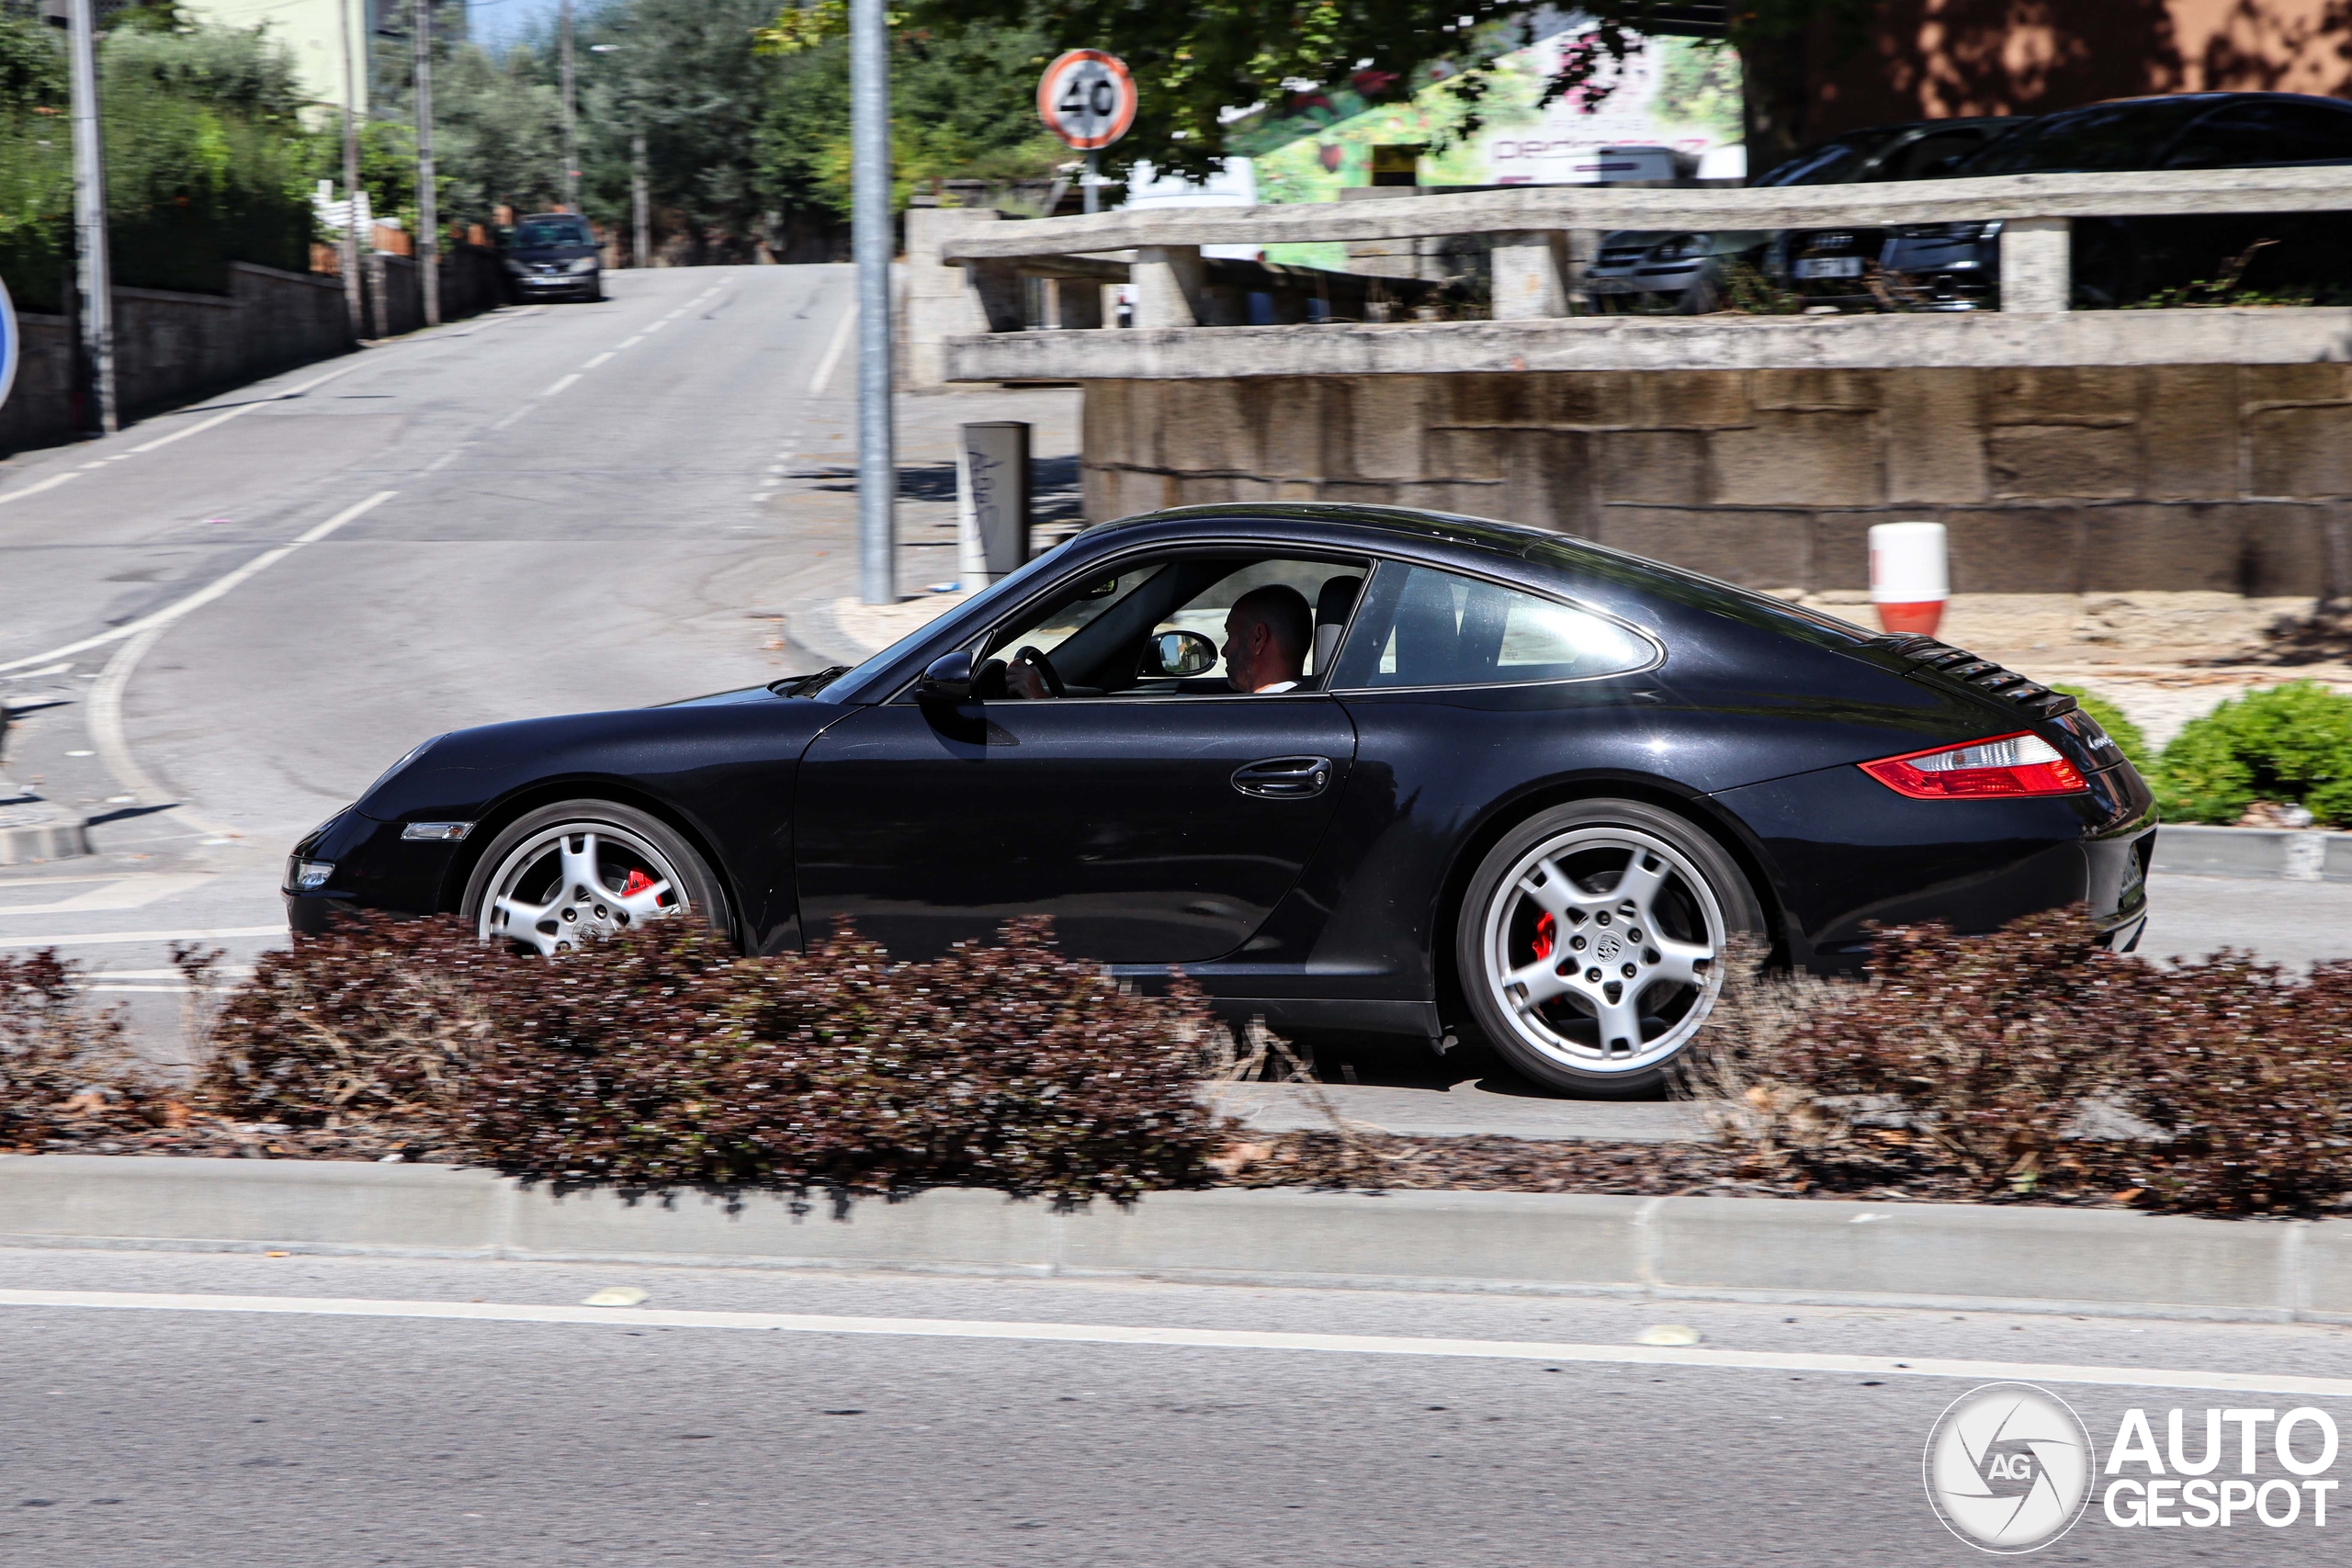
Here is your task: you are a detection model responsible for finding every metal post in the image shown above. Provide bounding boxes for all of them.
[64,0,114,435]
[1083,149,1099,215]
[631,130,650,268]
[413,0,439,328]
[337,0,364,338]
[560,0,579,211]
[850,0,895,604]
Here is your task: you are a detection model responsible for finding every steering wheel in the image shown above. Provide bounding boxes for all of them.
[1008,645,1067,698]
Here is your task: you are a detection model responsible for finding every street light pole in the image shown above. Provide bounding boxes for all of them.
[559,0,579,211]
[631,130,650,268]
[850,0,895,604]
[336,0,364,338]
[413,0,439,328]
[64,0,114,435]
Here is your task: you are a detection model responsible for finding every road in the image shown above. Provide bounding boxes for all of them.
[0,266,1069,1055]
[3,1246,2348,1565]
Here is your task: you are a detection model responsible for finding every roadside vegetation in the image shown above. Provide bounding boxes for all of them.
[7,908,2352,1216]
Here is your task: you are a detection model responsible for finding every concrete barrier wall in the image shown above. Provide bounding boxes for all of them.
[1078,365,2352,649]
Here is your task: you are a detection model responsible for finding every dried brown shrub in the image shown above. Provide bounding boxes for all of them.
[198,913,1223,1201]
[0,950,176,1147]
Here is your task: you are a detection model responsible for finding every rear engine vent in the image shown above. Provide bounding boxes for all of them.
[1872,634,2077,718]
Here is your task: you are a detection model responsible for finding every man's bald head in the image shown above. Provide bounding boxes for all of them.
[1223,585,1312,692]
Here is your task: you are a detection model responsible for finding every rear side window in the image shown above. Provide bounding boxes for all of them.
[1332,563,1655,690]
[1958,99,2213,175]
[1868,128,1996,181]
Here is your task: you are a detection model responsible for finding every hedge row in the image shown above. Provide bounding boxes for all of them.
[199,916,1223,1201]
[2053,680,2352,829]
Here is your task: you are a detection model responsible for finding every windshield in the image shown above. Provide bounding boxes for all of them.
[800,537,1079,703]
[1752,135,1882,186]
[515,221,590,247]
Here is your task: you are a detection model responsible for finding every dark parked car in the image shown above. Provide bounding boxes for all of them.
[1883,92,2352,309]
[1585,118,2018,313]
[503,212,603,302]
[287,505,2155,1096]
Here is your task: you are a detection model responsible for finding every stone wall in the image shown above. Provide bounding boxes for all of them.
[1079,365,2352,653]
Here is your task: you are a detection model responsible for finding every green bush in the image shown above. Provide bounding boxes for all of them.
[2151,681,2352,827]
[2049,684,2149,773]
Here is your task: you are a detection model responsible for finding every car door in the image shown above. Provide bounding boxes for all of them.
[792,553,1363,964]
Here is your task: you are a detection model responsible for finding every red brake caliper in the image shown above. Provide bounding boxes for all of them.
[618,868,656,898]
[1532,912,1555,961]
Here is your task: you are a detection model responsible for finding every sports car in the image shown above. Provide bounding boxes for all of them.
[288,504,2155,1095]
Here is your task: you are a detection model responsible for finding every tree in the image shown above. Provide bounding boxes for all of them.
[882,1,1879,179]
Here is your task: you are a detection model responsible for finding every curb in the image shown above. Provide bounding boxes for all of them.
[2151,824,2352,883]
[0,805,88,866]
[5,1156,2348,1325]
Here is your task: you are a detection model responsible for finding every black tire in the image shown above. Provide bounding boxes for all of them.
[461,799,730,954]
[1453,798,1764,1098]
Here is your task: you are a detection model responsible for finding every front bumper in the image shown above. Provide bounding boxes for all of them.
[282,808,468,933]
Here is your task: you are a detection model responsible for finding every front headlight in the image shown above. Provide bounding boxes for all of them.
[503,258,527,275]
[1648,233,1712,263]
[1894,220,2004,242]
[286,858,334,894]
[569,256,598,274]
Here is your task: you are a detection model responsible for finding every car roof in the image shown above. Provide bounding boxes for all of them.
[1086,502,1567,559]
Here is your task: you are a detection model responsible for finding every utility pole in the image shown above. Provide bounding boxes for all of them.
[64,0,114,435]
[631,130,650,268]
[850,0,894,604]
[413,0,439,327]
[560,0,579,211]
[336,0,364,338]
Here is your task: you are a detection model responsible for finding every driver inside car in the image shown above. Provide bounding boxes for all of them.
[1005,584,1312,698]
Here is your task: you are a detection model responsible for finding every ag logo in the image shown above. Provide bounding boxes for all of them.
[1923,1382,2094,1553]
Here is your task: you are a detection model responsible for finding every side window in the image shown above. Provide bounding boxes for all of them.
[2163,102,2352,169]
[1871,130,1989,182]
[986,563,1168,661]
[1332,563,1655,690]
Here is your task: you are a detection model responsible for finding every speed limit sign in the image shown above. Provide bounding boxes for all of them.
[1037,50,1136,151]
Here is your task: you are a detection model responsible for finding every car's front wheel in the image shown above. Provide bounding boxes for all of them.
[462,800,729,956]
[1455,799,1764,1097]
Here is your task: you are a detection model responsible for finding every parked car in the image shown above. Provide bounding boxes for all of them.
[502,212,603,303]
[1584,118,2018,313]
[287,504,2154,1097]
[1883,92,2352,309]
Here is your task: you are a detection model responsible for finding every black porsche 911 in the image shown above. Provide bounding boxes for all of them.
[288,504,2155,1096]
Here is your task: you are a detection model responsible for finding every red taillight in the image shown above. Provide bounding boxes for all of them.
[1860,732,2088,799]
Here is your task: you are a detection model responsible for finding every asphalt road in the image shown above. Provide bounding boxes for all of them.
[4,1247,2349,1566]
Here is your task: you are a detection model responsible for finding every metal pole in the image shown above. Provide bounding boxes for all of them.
[850,0,895,604]
[64,0,114,435]
[1083,149,1098,215]
[631,130,650,268]
[413,0,439,328]
[337,0,364,338]
[560,0,579,211]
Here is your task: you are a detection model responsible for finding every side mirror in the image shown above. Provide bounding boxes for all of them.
[919,649,975,701]
[1144,629,1219,678]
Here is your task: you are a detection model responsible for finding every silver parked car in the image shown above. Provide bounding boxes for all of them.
[1583,118,2017,314]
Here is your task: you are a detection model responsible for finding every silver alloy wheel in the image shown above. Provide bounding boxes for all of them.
[1477,825,1728,1077]
[477,822,687,955]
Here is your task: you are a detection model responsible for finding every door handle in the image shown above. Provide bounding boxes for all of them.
[1231,755,1333,800]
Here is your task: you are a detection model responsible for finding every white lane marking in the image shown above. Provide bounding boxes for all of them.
[808,300,855,396]
[0,471,81,509]
[85,967,254,980]
[0,491,397,676]
[80,491,396,815]
[618,335,645,349]
[85,986,190,994]
[645,319,670,333]
[489,404,536,432]
[0,874,211,917]
[79,461,107,470]
[0,925,282,948]
[582,352,614,370]
[2,1290,2349,1397]
[539,373,582,399]
[422,444,471,473]
[127,363,363,456]
[0,662,74,682]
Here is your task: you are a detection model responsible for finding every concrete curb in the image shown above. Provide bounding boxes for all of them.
[2152,823,2352,882]
[5,1156,2348,1324]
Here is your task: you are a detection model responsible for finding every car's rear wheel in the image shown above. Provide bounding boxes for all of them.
[1454,799,1763,1097]
[462,800,728,956]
